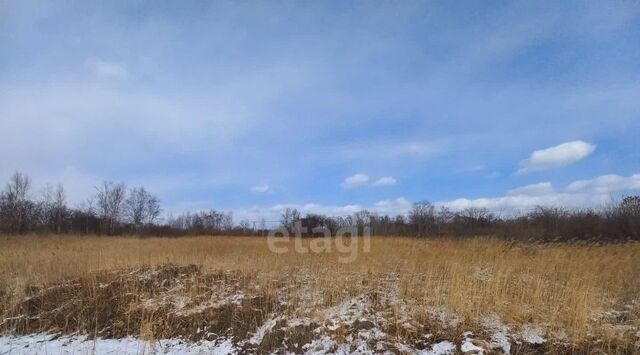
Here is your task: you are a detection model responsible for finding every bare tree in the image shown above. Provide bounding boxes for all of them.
[435,206,454,235]
[618,196,640,239]
[619,196,640,215]
[124,187,161,232]
[409,201,436,237]
[458,207,495,233]
[220,211,233,231]
[0,172,34,233]
[41,183,67,233]
[6,172,31,202]
[147,194,161,224]
[95,181,127,235]
[280,208,301,231]
[353,210,372,227]
[353,210,373,235]
[77,198,96,235]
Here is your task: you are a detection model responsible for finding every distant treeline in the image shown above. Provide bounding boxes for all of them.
[0,172,241,236]
[1,171,638,242]
[277,198,640,242]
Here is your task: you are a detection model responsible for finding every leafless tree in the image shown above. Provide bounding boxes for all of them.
[41,183,67,233]
[458,207,495,231]
[619,196,640,215]
[220,211,233,231]
[95,181,127,235]
[409,201,436,237]
[0,172,35,233]
[77,198,96,235]
[353,210,373,235]
[617,196,640,239]
[124,187,161,232]
[280,208,301,231]
[6,172,31,202]
[353,210,372,227]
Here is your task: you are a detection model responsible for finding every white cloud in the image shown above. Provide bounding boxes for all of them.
[372,176,397,186]
[373,197,412,215]
[517,140,596,173]
[342,174,397,188]
[232,197,413,222]
[507,182,554,196]
[251,184,270,193]
[342,173,369,188]
[567,174,640,194]
[230,173,640,222]
[86,59,127,79]
[440,173,640,213]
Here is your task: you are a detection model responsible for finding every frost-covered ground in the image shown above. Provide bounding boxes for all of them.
[0,334,497,355]
[0,335,235,355]
[0,294,551,354]
[2,265,637,354]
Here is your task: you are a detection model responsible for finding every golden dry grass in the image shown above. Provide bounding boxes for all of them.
[0,235,639,352]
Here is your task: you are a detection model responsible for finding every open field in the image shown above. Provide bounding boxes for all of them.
[0,235,639,354]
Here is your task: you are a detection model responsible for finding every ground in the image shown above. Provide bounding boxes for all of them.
[0,236,639,354]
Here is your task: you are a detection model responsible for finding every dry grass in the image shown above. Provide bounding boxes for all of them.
[0,235,639,353]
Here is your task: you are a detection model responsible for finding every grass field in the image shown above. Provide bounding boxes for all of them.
[0,235,639,354]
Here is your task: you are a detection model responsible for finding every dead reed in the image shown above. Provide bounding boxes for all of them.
[0,235,638,353]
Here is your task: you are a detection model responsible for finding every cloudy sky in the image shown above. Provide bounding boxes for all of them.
[1,1,639,222]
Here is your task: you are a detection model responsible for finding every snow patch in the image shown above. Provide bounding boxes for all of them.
[0,335,236,354]
[520,324,545,344]
[481,314,511,354]
[461,332,486,354]
[249,316,281,345]
[302,335,337,354]
[418,340,456,355]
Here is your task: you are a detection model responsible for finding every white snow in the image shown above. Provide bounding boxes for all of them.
[461,339,484,353]
[481,314,511,354]
[520,324,545,344]
[249,316,281,345]
[324,295,371,328]
[0,335,236,355]
[461,332,485,354]
[417,340,456,355]
[302,335,337,354]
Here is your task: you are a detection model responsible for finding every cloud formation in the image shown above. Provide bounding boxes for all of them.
[373,176,397,187]
[567,174,640,194]
[441,173,640,213]
[507,182,554,196]
[233,198,412,223]
[234,173,640,221]
[342,174,397,188]
[341,173,370,188]
[518,141,596,174]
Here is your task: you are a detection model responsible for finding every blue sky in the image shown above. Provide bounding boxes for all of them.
[1,1,639,221]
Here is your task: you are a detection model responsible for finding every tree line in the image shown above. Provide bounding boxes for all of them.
[0,172,161,235]
[0,171,249,236]
[276,198,639,242]
[1,171,639,241]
